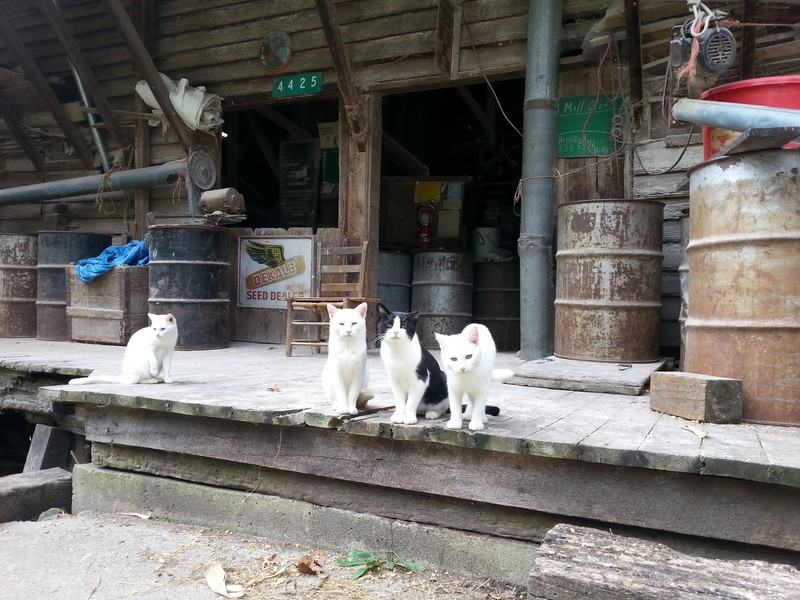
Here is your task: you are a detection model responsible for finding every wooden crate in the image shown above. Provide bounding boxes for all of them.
[66,265,149,345]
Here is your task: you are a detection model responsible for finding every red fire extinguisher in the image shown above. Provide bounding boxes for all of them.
[417,204,434,249]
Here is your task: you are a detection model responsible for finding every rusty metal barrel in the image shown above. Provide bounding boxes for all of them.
[0,233,38,337]
[555,199,664,362]
[378,250,412,312]
[473,261,520,351]
[36,231,112,340]
[411,251,472,348]
[685,149,800,425]
[147,224,230,350]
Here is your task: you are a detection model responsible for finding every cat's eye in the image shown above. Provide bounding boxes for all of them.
[450,357,457,361]
[466,354,473,359]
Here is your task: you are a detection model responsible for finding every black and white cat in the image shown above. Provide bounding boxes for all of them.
[435,323,511,431]
[68,313,178,385]
[375,303,449,424]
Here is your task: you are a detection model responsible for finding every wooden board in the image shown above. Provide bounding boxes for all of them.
[529,524,800,599]
[66,265,149,346]
[508,356,668,395]
[74,403,800,552]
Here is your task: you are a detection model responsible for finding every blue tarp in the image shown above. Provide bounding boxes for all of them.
[74,239,149,283]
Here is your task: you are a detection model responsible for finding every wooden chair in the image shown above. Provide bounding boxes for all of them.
[285,241,373,356]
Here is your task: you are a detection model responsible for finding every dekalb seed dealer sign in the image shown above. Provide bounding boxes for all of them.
[238,237,313,308]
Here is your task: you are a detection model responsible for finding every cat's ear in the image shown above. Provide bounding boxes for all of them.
[466,325,480,345]
[434,332,448,350]
[356,302,368,317]
[166,313,176,323]
[148,312,156,322]
[326,303,339,318]
[377,303,389,316]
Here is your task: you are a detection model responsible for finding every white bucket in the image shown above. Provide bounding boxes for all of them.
[472,227,500,262]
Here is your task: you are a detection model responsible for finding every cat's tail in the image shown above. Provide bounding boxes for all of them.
[68,374,127,385]
[356,389,375,409]
[492,368,514,381]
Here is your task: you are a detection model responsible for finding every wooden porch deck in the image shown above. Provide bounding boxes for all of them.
[2,338,799,556]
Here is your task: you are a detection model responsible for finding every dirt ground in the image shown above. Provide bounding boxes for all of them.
[0,511,528,600]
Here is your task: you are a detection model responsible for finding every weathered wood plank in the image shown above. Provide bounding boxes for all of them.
[76,404,800,551]
[92,442,567,543]
[700,423,773,483]
[529,524,800,600]
[524,393,625,460]
[757,428,800,488]
[509,356,667,396]
[636,412,703,473]
[577,399,660,467]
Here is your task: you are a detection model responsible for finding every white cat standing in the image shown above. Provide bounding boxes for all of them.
[435,323,511,431]
[69,313,178,385]
[322,302,373,416]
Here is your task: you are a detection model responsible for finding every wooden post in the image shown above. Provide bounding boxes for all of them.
[338,93,381,298]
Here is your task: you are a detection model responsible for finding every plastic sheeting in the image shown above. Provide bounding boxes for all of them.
[74,239,149,283]
[135,72,224,131]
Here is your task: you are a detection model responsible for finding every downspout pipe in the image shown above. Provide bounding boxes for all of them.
[672,98,800,131]
[518,0,562,360]
[0,150,216,212]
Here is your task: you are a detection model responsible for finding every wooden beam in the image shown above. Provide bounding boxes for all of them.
[256,107,313,139]
[0,19,95,169]
[457,86,493,142]
[624,0,643,116]
[34,0,132,150]
[381,130,429,176]
[0,89,46,172]
[741,0,758,80]
[244,112,280,179]
[131,0,152,240]
[314,0,366,149]
[101,0,197,153]
[338,92,381,296]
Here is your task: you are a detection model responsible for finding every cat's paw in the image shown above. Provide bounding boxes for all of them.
[390,412,405,423]
[468,420,485,431]
[403,416,418,425]
[345,407,359,416]
[445,418,462,430]
[424,410,444,420]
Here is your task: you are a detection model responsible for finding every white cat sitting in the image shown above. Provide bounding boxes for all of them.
[435,323,512,431]
[322,302,373,416]
[68,313,178,385]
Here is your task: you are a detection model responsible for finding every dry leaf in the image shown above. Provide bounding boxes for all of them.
[206,564,246,598]
[682,424,708,439]
[115,512,151,520]
[296,554,324,575]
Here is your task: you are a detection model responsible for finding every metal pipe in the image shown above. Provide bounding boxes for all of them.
[672,98,800,131]
[52,0,111,172]
[0,151,216,207]
[518,0,562,360]
[71,62,111,172]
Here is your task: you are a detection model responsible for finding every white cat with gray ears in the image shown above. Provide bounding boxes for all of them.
[435,323,512,431]
[68,313,178,385]
[322,302,373,416]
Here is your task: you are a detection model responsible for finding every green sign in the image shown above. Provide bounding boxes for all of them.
[272,72,323,99]
[557,95,621,158]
